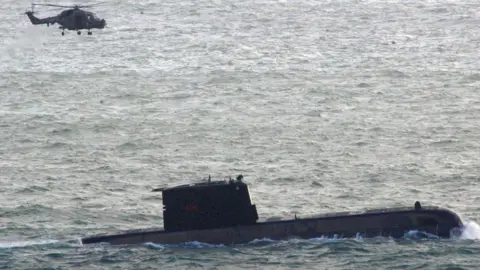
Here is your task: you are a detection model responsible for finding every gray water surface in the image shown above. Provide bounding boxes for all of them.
[1,0,480,269]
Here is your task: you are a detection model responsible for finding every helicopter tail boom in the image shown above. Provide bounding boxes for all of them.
[25,11,57,25]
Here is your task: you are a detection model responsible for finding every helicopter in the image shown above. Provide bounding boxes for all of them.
[25,3,106,36]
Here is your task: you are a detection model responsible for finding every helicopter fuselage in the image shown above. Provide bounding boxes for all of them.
[25,7,106,34]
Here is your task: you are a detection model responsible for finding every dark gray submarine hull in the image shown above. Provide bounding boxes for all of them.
[81,206,463,245]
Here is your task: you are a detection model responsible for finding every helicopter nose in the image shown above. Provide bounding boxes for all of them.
[101,19,106,27]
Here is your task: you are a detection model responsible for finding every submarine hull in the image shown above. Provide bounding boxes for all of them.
[82,206,463,245]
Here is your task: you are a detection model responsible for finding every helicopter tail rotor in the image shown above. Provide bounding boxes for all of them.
[24,3,35,14]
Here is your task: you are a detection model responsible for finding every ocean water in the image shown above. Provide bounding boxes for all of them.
[1,0,480,269]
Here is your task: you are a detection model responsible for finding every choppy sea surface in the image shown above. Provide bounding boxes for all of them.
[1,0,480,269]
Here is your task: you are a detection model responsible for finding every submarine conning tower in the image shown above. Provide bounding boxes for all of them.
[154,175,259,232]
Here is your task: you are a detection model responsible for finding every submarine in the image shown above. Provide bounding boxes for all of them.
[81,175,464,245]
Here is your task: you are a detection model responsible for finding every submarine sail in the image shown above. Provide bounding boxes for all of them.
[162,175,258,231]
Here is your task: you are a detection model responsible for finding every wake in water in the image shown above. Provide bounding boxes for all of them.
[0,238,82,249]
[0,239,58,249]
[3,221,480,250]
[454,220,480,240]
[144,241,227,250]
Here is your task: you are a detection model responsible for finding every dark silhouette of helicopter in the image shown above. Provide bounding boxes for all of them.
[25,3,106,36]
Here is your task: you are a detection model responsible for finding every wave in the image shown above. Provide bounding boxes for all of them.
[0,239,58,249]
[455,221,480,240]
[0,238,83,249]
[144,241,227,250]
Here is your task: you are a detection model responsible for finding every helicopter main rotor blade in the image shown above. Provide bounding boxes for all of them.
[32,1,108,8]
[33,4,93,8]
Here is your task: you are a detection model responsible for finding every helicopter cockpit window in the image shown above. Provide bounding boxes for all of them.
[87,13,99,20]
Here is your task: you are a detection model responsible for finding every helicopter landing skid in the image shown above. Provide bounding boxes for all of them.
[57,27,92,36]
[59,31,92,36]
